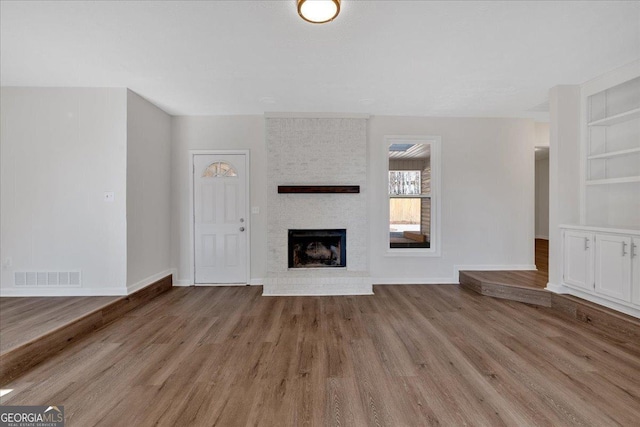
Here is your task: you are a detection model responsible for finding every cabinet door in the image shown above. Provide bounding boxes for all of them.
[563,231,594,290]
[594,233,632,302]
[632,237,640,305]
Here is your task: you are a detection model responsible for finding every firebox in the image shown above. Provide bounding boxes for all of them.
[288,229,346,268]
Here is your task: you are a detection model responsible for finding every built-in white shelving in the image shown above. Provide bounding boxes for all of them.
[587,147,640,160]
[562,63,640,320]
[585,176,640,186]
[587,107,640,127]
[585,75,640,187]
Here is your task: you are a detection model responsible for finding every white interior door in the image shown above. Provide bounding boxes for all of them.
[194,153,248,284]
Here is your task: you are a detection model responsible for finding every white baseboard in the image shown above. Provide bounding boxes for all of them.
[544,282,568,293]
[372,278,457,285]
[558,286,640,319]
[194,283,247,287]
[173,279,193,287]
[535,235,549,240]
[127,269,175,294]
[171,278,263,287]
[0,286,128,297]
[453,264,537,283]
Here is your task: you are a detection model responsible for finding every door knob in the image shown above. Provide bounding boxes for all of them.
[240,218,245,223]
[240,227,245,232]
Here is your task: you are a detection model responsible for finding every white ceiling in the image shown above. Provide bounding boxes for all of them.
[1,1,639,118]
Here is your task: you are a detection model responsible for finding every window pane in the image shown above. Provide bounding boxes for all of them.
[388,142,432,249]
[389,198,429,248]
[389,171,421,195]
[202,161,237,178]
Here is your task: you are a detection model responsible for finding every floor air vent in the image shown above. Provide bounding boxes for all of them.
[14,271,81,287]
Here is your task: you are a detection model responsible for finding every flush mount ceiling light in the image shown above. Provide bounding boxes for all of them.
[297,0,341,24]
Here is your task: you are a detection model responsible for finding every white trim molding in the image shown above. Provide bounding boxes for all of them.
[372,278,457,285]
[545,282,569,293]
[0,286,128,297]
[264,112,370,119]
[558,285,640,319]
[173,279,193,287]
[249,278,264,286]
[383,135,442,257]
[195,283,247,287]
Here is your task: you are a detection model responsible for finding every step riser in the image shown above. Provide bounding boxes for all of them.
[460,271,640,338]
[459,272,551,307]
[0,275,172,386]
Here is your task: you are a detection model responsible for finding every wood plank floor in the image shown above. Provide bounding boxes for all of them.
[535,238,549,274]
[0,276,172,385]
[0,296,119,353]
[2,284,639,426]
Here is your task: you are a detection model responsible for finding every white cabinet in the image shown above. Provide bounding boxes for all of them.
[633,237,640,305]
[563,230,594,291]
[594,233,632,302]
[561,226,640,315]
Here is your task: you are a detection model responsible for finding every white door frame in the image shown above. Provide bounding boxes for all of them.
[189,149,251,285]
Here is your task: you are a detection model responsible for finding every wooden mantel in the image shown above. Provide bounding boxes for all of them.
[277,185,360,194]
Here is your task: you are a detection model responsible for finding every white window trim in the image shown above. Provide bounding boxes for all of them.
[384,135,441,257]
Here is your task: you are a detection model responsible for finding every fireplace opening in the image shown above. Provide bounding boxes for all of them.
[288,229,346,268]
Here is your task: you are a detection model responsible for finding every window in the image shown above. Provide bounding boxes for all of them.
[386,138,440,254]
[202,161,237,178]
[389,170,421,195]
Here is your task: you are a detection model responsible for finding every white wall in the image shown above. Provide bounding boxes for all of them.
[548,85,581,289]
[535,122,550,147]
[535,157,550,239]
[171,115,537,285]
[2,102,539,292]
[126,90,172,292]
[170,116,267,285]
[0,87,128,296]
[368,116,536,283]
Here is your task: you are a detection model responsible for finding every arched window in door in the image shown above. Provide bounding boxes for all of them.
[202,161,237,178]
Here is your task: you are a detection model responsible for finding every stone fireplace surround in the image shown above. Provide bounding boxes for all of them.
[263,116,373,296]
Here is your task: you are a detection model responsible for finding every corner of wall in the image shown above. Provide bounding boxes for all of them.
[548,85,581,288]
[125,91,173,288]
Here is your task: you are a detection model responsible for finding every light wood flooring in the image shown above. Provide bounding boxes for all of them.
[2,284,639,426]
[0,296,119,353]
[535,238,549,274]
